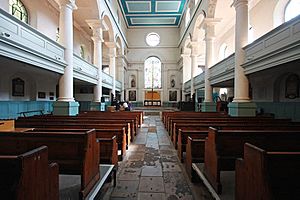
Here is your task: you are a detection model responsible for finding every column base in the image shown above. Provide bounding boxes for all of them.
[52,101,79,116]
[90,102,106,111]
[228,102,257,117]
[200,102,217,112]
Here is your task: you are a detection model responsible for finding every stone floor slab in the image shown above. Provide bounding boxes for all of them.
[128,144,146,152]
[127,153,145,161]
[118,168,141,181]
[111,180,139,198]
[162,162,182,172]
[163,172,193,198]
[141,165,163,177]
[138,177,165,193]
[138,192,166,200]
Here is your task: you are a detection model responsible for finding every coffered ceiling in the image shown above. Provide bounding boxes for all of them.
[118,0,187,27]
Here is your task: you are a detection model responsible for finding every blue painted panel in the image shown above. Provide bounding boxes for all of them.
[255,102,300,122]
[118,0,186,26]
[0,101,54,119]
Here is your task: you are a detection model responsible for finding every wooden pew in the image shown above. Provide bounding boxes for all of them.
[80,110,143,126]
[236,143,300,200]
[185,136,205,181]
[78,111,141,132]
[30,128,121,164]
[172,120,294,149]
[98,136,118,166]
[204,127,300,194]
[0,120,15,131]
[18,124,127,158]
[0,146,59,200]
[177,123,300,163]
[170,117,292,143]
[163,112,228,129]
[0,129,99,199]
[16,117,133,143]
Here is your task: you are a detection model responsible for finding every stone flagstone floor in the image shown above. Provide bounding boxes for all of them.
[106,114,212,200]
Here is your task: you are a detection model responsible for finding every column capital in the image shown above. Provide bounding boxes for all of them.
[180,53,190,58]
[204,18,221,40]
[232,0,248,8]
[188,41,198,56]
[105,41,117,49]
[86,20,104,42]
[58,0,77,10]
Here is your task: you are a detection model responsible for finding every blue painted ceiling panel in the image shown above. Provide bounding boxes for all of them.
[118,0,187,27]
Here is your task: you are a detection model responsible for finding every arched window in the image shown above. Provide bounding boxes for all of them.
[56,28,60,42]
[219,43,228,61]
[80,45,85,59]
[285,0,300,22]
[9,0,28,24]
[248,25,255,44]
[144,57,161,89]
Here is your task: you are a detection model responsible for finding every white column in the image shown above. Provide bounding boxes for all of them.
[233,0,250,102]
[57,0,77,102]
[203,19,219,102]
[109,47,116,97]
[180,54,189,100]
[120,58,126,101]
[86,20,103,102]
[190,42,198,99]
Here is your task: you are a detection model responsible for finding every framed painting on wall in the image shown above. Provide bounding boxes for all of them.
[12,78,24,97]
[169,91,177,101]
[129,90,136,101]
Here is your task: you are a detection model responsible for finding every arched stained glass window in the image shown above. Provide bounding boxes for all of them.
[9,0,28,24]
[285,0,300,22]
[144,57,161,89]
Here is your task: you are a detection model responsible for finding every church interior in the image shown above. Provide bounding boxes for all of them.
[0,0,300,199]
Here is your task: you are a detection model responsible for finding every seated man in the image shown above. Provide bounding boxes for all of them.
[123,101,129,111]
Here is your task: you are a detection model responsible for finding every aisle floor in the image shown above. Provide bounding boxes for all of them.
[108,114,212,200]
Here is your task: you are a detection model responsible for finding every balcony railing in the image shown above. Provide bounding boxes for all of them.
[209,54,235,85]
[0,9,123,91]
[243,15,300,74]
[0,9,66,73]
[73,54,98,84]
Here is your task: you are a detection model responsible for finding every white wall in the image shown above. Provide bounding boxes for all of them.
[249,62,300,102]
[126,27,180,102]
[0,57,59,101]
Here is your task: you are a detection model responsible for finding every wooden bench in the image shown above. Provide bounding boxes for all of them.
[19,124,127,158]
[170,117,292,144]
[236,143,300,200]
[78,111,142,132]
[16,117,133,143]
[185,136,205,181]
[80,110,144,127]
[30,128,121,164]
[178,123,300,163]
[98,136,118,166]
[0,129,99,199]
[163,112,228,129]
[204,127,300,194]
[0,146,59,200]
[172,120,294,149]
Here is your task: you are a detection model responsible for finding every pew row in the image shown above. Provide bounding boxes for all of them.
[16,117,133,144]
[0,129,99,199]
[236,143,300,200]
[204,128,300,194]
[0,146,59,200]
